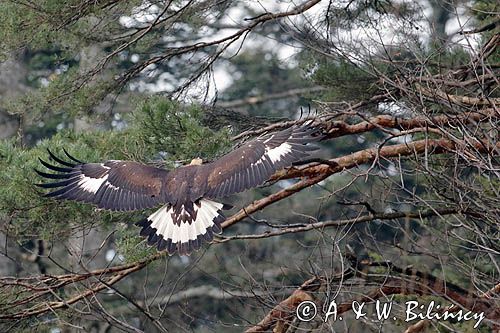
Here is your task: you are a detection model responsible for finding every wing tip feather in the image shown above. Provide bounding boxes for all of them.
[63,148,84,164]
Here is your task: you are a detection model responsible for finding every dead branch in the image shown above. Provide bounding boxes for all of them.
[245,258,499,332]
[415,83,500,107]
[119,0,322,85]
[232,108,498,142]
[346,259,500,326]
[0,252,164,320]
[404,282,500,333]
[322,109,498,139]
[217,208,459,242]
[222,137,500,229]
[245,277,323,333]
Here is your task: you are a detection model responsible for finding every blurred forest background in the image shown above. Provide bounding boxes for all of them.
[0,0,498,332]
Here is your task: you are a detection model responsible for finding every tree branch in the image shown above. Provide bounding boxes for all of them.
[217,208,459,242]
[221,137,500,230]
[245,277,323,333]
[216,86,327,109]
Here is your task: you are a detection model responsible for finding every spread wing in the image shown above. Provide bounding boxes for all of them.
[203,123,321,198]
[36,149,169,211]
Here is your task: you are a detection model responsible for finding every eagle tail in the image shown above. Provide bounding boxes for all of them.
[136,199,227,255]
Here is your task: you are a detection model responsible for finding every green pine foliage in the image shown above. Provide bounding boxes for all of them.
[132,97,231,162]
[301,55,377,102]
[6,67,115,120]
[0,1,135,120]
[471,1,500,31]
[0,97,230,258]
[0,1,139,58]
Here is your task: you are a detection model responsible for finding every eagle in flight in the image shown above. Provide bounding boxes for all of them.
[36,123,321,255]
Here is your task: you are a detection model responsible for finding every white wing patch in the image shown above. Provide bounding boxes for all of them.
[74,163,111,194]
[265,142,292,163]
[250,142,293,169]
[76,174,108,194]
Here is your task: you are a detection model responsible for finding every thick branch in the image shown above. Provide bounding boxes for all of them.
[232,108,497,142]
[245,277,323,333]
[222,138,499,229]
[246,260,499,332]
[404,282,500,333]
[323,109,498,139]
[345,260,500,324]
[415,83,500,107]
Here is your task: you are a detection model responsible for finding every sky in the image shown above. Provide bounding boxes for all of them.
[118,0,480,99]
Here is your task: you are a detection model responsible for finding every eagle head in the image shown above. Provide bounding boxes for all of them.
[189,157,203,166]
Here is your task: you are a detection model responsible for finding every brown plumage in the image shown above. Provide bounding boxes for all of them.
[36,123,322,255]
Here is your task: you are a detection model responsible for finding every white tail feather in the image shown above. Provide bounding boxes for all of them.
[146,199,224,254]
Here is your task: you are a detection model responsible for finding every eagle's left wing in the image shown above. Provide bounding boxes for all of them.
[36,149,169,211]
[203,123,321,198]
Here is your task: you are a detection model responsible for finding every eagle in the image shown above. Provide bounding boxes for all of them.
[36,123,321,255]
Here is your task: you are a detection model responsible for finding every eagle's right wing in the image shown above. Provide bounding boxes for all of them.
[203,123,321,198]
[36,150,168,211]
